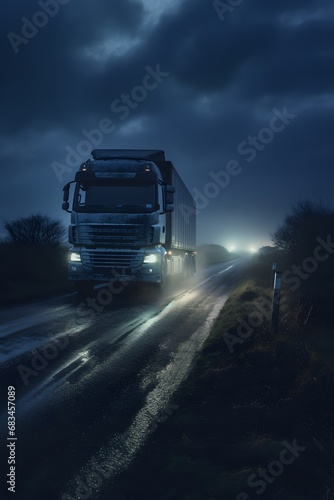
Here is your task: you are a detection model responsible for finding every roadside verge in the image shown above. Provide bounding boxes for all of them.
[109,252,334,499]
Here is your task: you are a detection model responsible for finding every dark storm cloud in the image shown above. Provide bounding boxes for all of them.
[2,0,333,130]
[1,0,145,132]
[1,0,334,246]
[141,0,334,99]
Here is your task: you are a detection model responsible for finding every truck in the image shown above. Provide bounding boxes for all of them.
[62,149,196,294]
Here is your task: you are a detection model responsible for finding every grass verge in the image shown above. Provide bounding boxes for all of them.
[110,252,334,500]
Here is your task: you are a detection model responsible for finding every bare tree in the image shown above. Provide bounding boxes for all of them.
[272,200,334,255]
[4,213,66,246]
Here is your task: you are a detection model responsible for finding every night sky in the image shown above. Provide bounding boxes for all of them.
[1,0,334,250]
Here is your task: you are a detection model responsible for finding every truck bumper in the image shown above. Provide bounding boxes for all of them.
[68,272,162,283]
[68,246,164,283]
[68,264,163,283]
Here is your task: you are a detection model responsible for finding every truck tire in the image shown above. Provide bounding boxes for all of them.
[74,281,95,296]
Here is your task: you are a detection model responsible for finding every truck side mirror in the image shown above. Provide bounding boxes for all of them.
[62,183,72,213]
[63,183,70,202]
[165,204,174,212]
[165,185,175,205]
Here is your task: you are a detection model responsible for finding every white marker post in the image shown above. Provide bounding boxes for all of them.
[272,261,277,287]
[272,271,282,332]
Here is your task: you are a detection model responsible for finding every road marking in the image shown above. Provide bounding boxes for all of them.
[115,264,235,348]
[189,264,234,290]
[219,265,233,274]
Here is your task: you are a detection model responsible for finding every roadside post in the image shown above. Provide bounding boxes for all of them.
[272,261,277,287]
[272,270,282,332]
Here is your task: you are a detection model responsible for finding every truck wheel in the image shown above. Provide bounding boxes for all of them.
[74,281,95,296]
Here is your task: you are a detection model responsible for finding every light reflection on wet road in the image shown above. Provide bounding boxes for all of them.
[0,259,246,500]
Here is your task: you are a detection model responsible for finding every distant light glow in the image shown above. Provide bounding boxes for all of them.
[223,240,264,255]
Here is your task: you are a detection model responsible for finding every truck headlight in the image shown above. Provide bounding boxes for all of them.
[144,254,158,264]
[70,252,81,262]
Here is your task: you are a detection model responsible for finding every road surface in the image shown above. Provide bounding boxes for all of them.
[0,259,246,500]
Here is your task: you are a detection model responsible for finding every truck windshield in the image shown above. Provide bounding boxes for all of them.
[74,183,157,212]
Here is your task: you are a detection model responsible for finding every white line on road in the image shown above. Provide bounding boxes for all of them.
[219,265,233,274]
[180,264,234,294]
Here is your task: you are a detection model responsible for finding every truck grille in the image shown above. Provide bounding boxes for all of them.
[81,249,143,269]
[79,224,147,247]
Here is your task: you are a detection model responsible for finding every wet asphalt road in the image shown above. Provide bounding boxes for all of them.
[0,259,247,500]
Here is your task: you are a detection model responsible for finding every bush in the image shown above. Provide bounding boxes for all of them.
[4,213,66,246]
[271,200,334,256]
